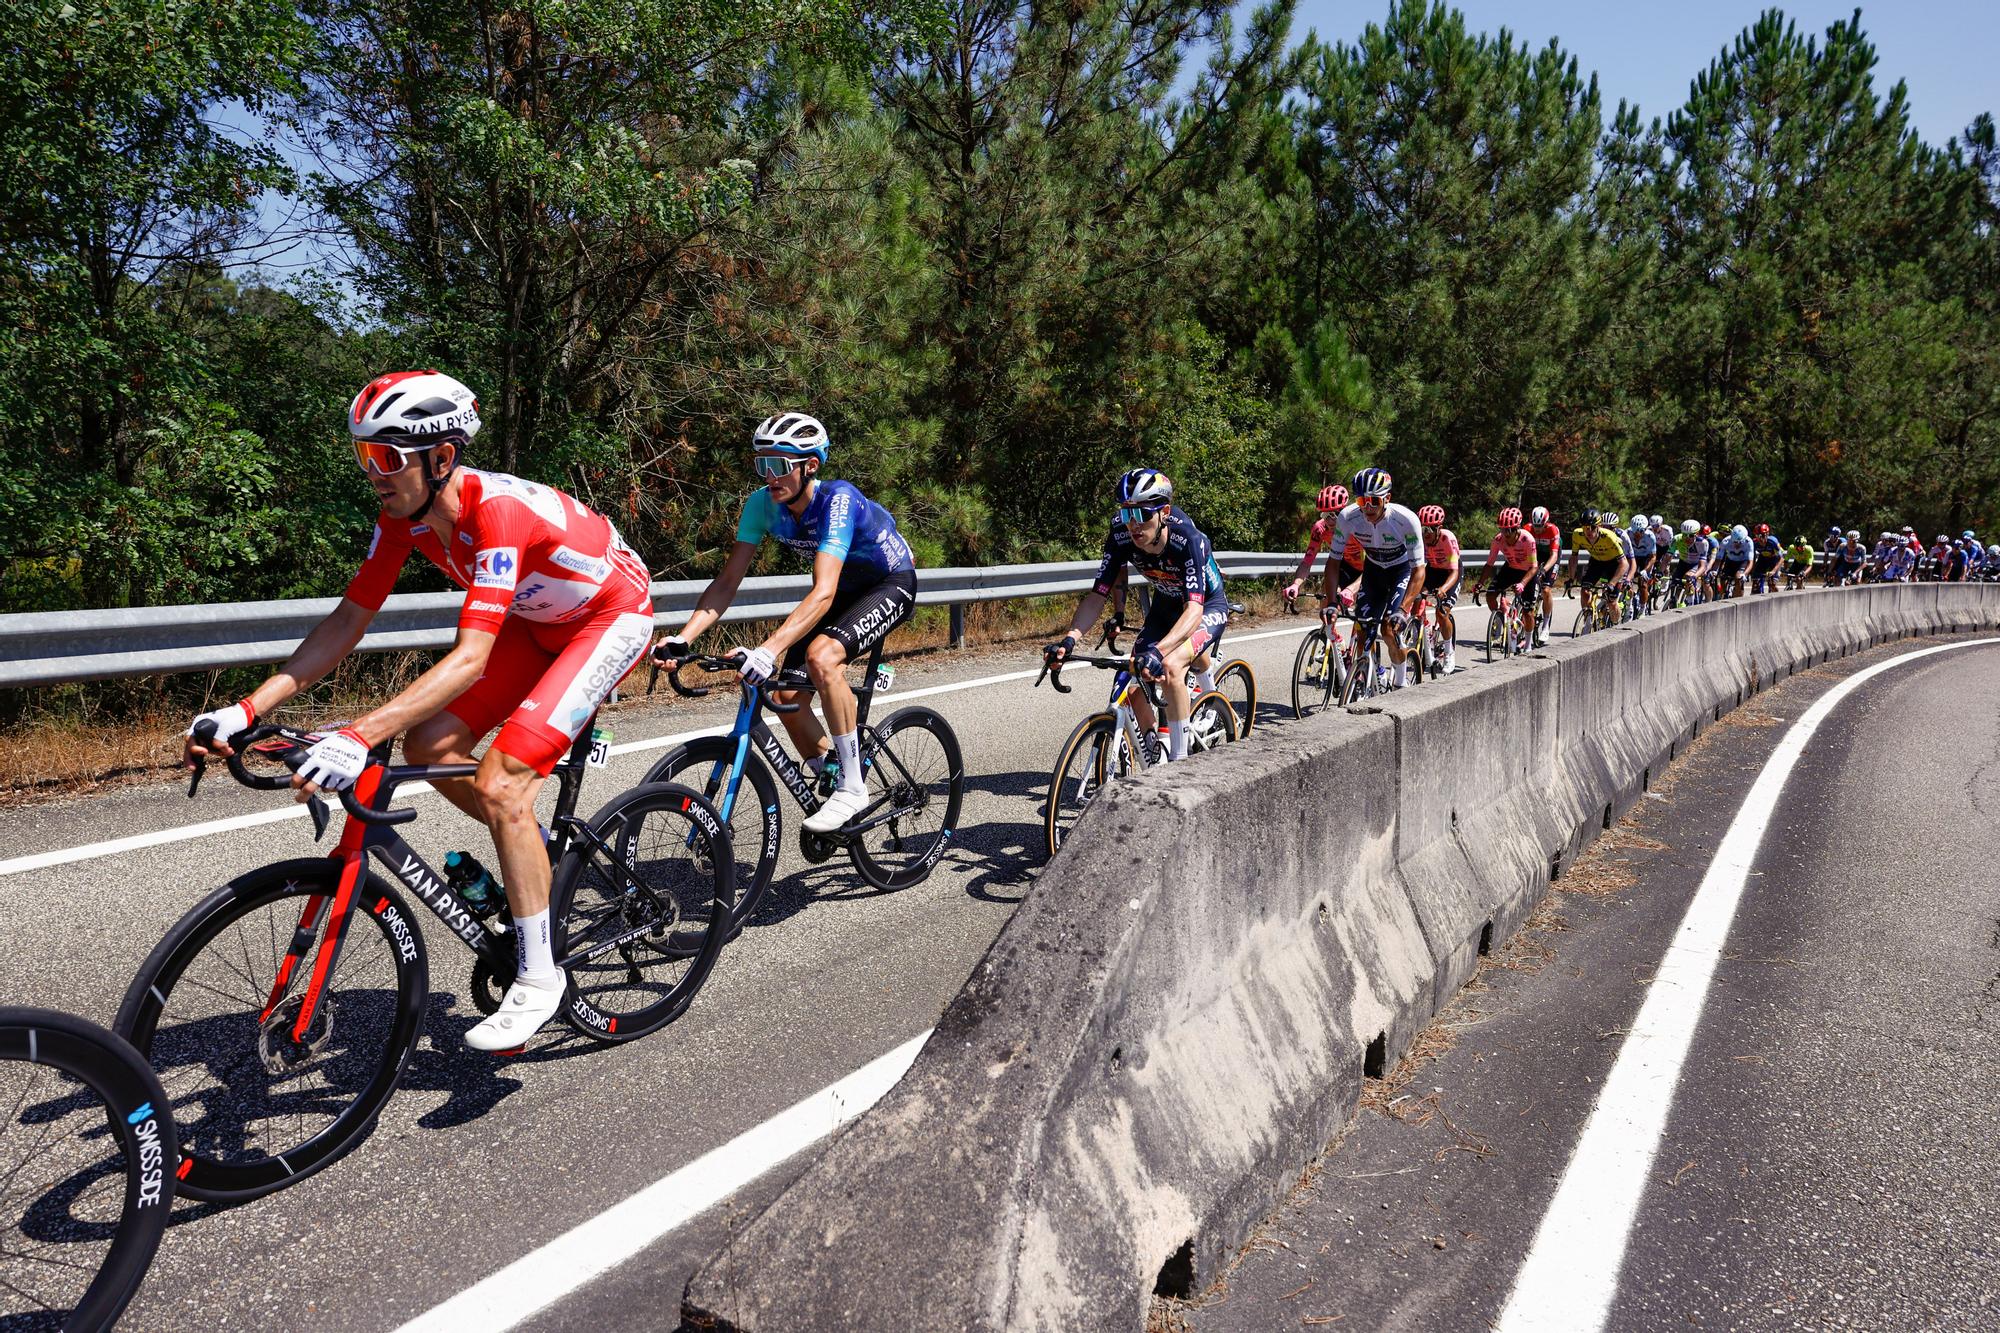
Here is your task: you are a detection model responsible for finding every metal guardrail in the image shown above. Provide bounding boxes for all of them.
[4,550,1482,689]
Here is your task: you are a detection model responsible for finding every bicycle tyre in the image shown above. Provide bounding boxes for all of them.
[1210,657,1258,738]
[1,1007,177,1331]
[114,859,426,1204]
[552,782,734,1043]
[1188,691,1240,752]
[1290,628,1336,719]
[1045,711,1120,858]
[639,736,782,934]
[848,705,965,892]
[1338,632,1377,707]
[1485,609,1505,661]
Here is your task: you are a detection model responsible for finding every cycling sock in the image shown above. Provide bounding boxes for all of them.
[513,909,559,988]
[1394,660,1410,687]
[832,731,863,795]
[1168,720,1190,761]
[1192,669,1216,693]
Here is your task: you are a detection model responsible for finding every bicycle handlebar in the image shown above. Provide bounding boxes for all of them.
[187,721,417,826]
[654,653,808,714]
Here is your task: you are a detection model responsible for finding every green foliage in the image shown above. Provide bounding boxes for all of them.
[1,0,1995,626]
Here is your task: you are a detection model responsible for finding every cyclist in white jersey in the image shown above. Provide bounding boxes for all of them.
[1331,467,1427,688]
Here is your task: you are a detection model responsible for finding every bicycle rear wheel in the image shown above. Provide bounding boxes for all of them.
[553,782,734,1043]
[1209,658,1258,738]
[848,706,964,892]
[114,860,426,1204]
[1,1007,176,1331]
[1290,627,1336,718]
[1045,712,1124,858]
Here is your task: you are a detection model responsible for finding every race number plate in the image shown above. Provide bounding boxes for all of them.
[588,727,612,768]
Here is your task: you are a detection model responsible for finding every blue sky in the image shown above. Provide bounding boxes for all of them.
[1272,1,1996,147]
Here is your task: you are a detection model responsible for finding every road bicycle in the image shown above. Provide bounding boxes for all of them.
[1566,578,1628,636]
[115,720,732,1204]
[1037,651,1239,857]
[1098,608,1259,738]
[1784,564,1812,591]
[1,1007,177,1331]
[642,640,964,929]
[1338,595,1416,707]
[1407,586,1455,677]
[1482,580,1535,661]
[1291,600,1354,719]
[1661,567,1700,609]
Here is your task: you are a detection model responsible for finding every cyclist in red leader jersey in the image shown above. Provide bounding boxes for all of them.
[1480,507,1542,642]
[1283,485,1364,612]
[1416,505,1461,674]
[181,371,655,1052]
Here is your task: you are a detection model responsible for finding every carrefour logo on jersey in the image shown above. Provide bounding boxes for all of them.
[473,547,519,587]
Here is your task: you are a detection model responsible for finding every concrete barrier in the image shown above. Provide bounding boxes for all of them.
[681,584,2000,1332]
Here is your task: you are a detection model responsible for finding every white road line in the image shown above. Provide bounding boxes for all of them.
[393,1030,932,1333]
[1494,636,2000,1333]
[3,623,1322,879]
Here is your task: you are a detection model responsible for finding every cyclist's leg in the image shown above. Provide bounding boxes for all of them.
[797,571,916,827]
[413,616,549,822]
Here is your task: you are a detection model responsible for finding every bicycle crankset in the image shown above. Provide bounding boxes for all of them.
[798,826,839,863]
[468,957,514,1016]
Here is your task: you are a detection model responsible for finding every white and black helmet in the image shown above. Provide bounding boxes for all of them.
[349,370,480,443]
[1115,467,1173,508]
[753,412,830,462]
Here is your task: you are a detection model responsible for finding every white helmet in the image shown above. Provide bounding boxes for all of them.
[1529,506,1549,526]
[1628,514,1647,532]
[753,411,830,462]
[1116,467,1174,507]
[1680,519,1699,535]
[1650,515,1664,528]
[349,371,480,442]
[1731,524,1749,540]
[1846,530,1860,540]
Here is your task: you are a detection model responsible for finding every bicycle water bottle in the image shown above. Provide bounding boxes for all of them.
[443,851,504,917]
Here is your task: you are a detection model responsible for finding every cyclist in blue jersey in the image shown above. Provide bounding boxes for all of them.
[1717,525,1755,596]
[1047,468,1228,763]
[656,412,917,832]
[1831,531,1867,585]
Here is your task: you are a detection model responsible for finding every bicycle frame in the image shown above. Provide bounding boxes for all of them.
[262,725,658,1045]
[689,641,923,844]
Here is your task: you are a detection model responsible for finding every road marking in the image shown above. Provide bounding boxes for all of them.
[2,623,1326,878]
[1494,636,2000,1333]
[393,1029,932,1333]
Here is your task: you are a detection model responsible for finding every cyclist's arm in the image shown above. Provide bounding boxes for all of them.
[191,597,376,760]
[347,626,499,747]
[675,540,759,645]
[1289,529,1325,586]
[759,550,844,659]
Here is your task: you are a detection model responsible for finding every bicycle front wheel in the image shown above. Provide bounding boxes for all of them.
[1209,658,1258,738]
[849,706,965,892]
[1291,628,1336,719]
[1046,712,1121,859]
[553,782,735,1043]
[1,1007,177,1331]
[114,860,427,1204]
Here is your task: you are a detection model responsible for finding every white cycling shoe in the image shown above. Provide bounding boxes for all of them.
[803,787,868,834]
[466,978,565,1052]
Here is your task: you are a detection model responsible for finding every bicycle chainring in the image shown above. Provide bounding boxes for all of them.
[469,957,512,1015]
[798,826,838,863]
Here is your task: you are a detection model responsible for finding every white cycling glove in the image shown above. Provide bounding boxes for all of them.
[296,728,371,792]
[733,646,777,686]
[187,699,256,748]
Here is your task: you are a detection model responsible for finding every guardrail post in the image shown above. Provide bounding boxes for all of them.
[949,603,966,649]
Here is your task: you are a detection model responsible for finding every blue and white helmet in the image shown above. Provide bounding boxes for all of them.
[1628,514,1647,532]
[1732,524,1749,540]
[1350,466,1393,499]
[753,412,830,463]
[1115,467,1174,508]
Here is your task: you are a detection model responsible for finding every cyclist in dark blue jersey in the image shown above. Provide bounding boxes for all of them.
[1046,468,1229,763]
[656,412,917,832]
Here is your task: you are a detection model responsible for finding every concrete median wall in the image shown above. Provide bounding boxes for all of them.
[681,585,2000,1333]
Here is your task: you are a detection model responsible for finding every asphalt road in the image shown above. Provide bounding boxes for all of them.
[1197,634,2000,1332]
[1,592,1547,1332]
